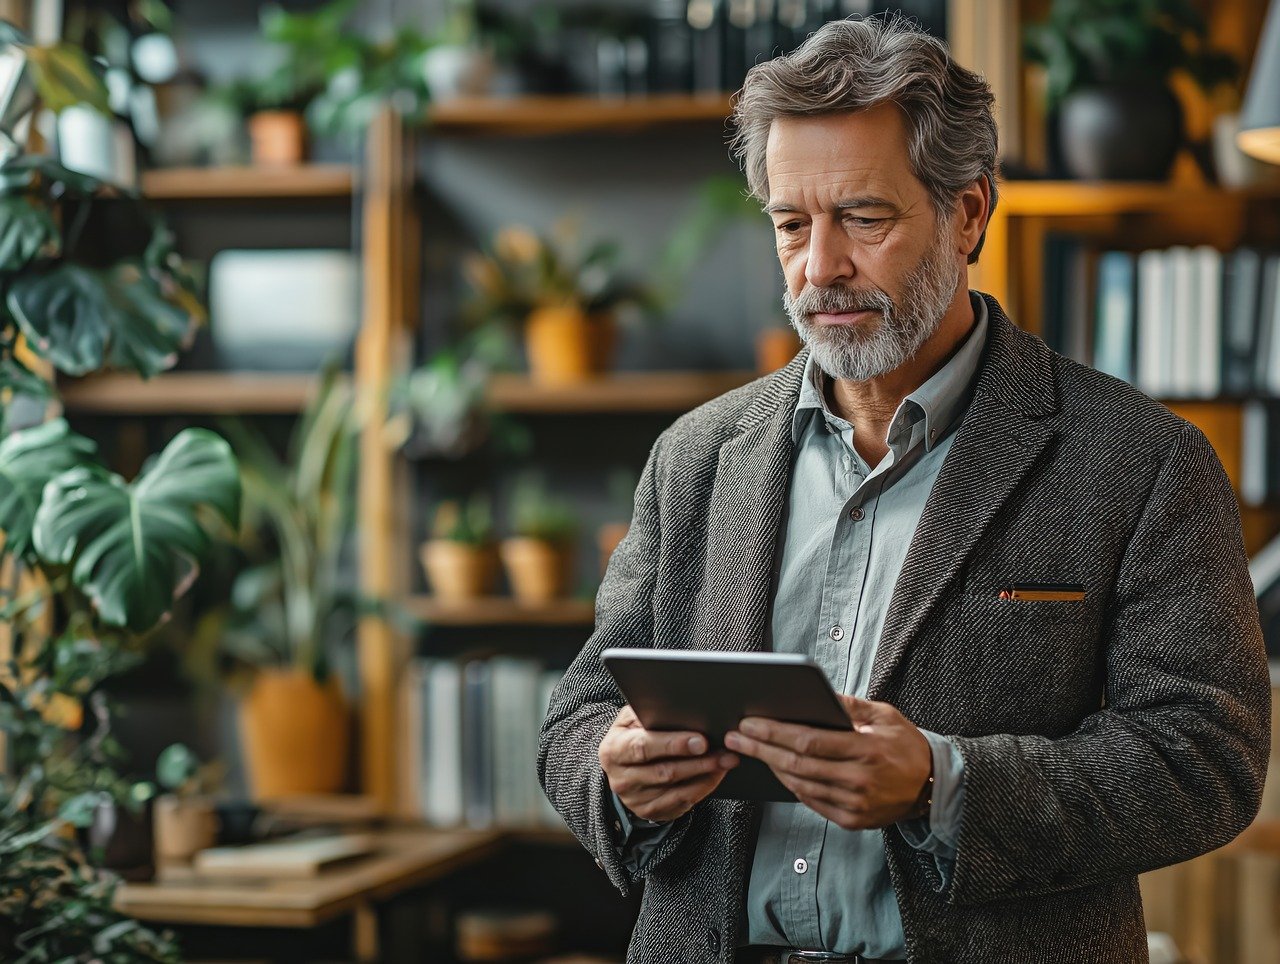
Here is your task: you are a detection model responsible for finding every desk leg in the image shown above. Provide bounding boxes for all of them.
[353,900,380,963]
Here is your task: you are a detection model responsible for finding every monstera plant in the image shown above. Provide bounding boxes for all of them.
[0,20,240,963]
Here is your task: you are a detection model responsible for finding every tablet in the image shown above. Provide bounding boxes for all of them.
[601,648,851,802]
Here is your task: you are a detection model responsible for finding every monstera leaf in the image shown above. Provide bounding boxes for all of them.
[0,418,97,560]
[6,261,197,378]
[32,428,241,633]
[0,195,59,271]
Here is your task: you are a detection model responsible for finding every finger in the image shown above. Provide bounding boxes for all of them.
[612,752,738,794]
[735,718,860,759]
[726,729,854,776]
[774,769,864,812]
[836,694,882,728]
[792,791,882,832]
[628,769,730,822]
[619,728,709,766]
[615,705,640,728]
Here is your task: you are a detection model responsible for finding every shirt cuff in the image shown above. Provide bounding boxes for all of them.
[610,791,675,874]
[896,729,965,862]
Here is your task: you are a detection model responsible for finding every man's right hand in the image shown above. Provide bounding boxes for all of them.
[598,704,739,823]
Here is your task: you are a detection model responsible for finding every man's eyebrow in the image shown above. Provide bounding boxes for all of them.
[763,196,898,215]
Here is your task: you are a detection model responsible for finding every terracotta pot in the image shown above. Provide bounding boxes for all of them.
[500,537,574,603]
[421,540,500,600]
[756,327,803,374]
[524,306,616,384]
[597,522,629,578]
[238,668,350,800]
[248,110,308,166]
[152,794,218,862]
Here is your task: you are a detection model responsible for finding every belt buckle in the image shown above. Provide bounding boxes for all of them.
[782,953,858,964]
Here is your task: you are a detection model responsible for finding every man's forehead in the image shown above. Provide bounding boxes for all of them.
[765,108,917,208]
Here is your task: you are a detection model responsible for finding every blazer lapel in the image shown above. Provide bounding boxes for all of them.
[698,352,807,654]
[868,295,1060,700]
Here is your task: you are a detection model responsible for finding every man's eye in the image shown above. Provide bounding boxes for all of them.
[776,221,803,233]
[846,216,881,227]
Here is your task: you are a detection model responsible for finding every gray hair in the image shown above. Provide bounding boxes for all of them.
[729,15,999,264]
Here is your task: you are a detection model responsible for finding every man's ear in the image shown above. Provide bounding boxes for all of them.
[956,175,992,264]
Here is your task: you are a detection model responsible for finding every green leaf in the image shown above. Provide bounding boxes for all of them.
[0,355,53,433]
[24,42,110,115]
[57,790,107,828]
[32,428,241,632]
[7,262,197,378]
[155,744,198,792]
[0,418,97,559]
[0,195,58,270]
[0,153,106,197]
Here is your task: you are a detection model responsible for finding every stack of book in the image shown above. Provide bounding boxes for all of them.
[398,656,566,830]
[1042,242,1280,399]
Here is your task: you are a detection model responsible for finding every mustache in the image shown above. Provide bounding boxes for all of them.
[789,284,893,316]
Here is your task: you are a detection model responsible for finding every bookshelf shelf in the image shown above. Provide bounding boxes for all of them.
[140,164,356,200]
[998,180,1280,218]
[59,371,328,415]
[428,93,735,136]
[406,595,595,627]
[486,370,757,413]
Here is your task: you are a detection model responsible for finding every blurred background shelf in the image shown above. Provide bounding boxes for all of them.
[998,180,1280,216]
[140,164,356,200]
[405,595,595,627]
[486,370,757,413]
[59,371,328,414]
[428,93,735,136]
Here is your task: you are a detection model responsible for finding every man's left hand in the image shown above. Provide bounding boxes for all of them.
[724,695,932,831]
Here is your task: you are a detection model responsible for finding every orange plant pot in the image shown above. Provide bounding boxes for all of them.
[248,110,308,166]
[524,306,616,384]
[421,540,500,601]
[500,537,574,603]
[755,327,803,374]
[597,522,629,578]
[238,668,350,800]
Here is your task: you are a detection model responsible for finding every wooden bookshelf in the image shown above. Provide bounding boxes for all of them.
[486,370,757,413]
[406,595,595,627]
[140,164,356,201]
[428,93,734,136]
[59,371,327,415]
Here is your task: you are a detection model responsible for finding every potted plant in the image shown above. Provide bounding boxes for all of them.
[421,0,495,101]
[500,475,579,603]
[0,21,239,959]
[152,743,222,863]
[465,221,657,385]
[218,368,359,800]
[422,495,499,601]
[1024,0,1238,181]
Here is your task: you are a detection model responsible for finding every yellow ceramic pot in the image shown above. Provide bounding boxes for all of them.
[238,668,350,800]
[524,306,616,384]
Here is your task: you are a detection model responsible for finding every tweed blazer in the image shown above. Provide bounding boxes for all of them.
[537,293,1272,964]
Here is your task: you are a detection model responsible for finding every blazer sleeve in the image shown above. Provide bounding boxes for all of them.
[537,432,696,895]
[944,420,1272,906]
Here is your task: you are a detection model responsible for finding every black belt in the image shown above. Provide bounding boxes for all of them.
[734,948,902,964]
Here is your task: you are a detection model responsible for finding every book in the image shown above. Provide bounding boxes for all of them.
[1094,251,1136,383]
[1137,249,1170,396]
[424,660,464,827]
[1193,246,1222,397]
[193,834,376,879]
[1222,248,1262,395]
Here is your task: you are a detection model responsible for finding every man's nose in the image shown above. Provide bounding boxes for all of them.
[804,220,856,289]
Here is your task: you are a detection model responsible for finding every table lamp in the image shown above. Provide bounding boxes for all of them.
[1240,0,1280,163]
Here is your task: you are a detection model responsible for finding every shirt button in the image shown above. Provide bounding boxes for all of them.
[849,506,863,521]
[613,819,623,833]
[829,625,844,641]
[794,857,808,874]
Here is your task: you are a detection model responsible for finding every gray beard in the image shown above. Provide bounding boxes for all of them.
[783,231,960,382]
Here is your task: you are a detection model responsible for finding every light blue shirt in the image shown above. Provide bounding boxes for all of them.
[744,293,987,956]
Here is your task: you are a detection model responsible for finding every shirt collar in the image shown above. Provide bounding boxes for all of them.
[791,290,989,452]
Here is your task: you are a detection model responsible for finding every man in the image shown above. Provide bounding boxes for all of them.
[538,16,1271,964]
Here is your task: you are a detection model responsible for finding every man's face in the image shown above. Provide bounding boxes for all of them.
[765,104,962,381]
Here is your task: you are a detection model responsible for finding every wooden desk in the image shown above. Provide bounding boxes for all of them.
[115,828,504,961]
